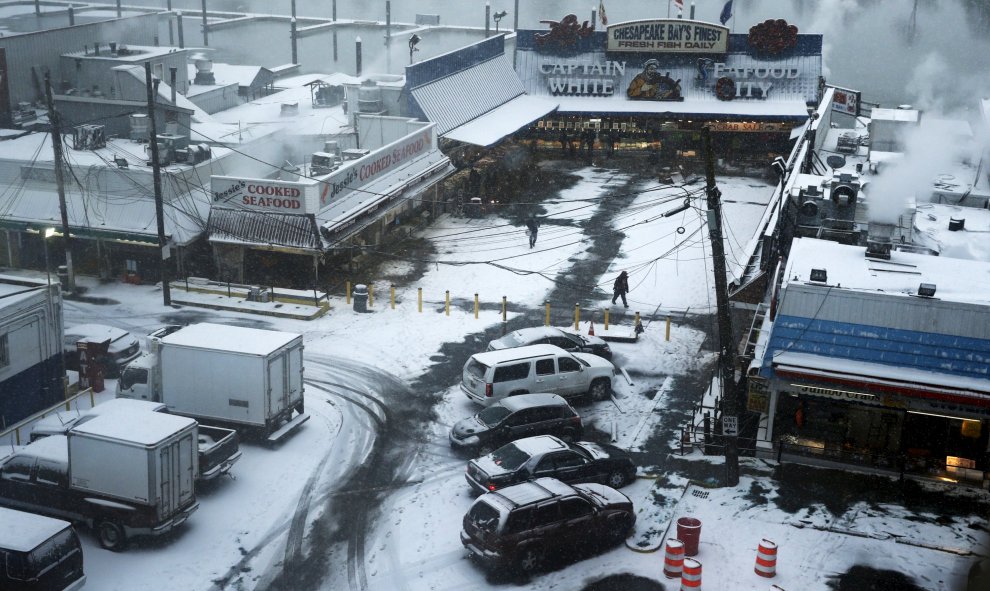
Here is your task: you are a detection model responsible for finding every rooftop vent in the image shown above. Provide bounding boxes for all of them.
[865,222,895,260]
[917,283,936,298]
[194,58,215,85]
[809,268,827,283]
[830,172,860,207]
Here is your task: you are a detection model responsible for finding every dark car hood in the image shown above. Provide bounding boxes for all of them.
[452,416,489,437]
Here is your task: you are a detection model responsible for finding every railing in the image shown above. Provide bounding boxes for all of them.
[1,388,96,447]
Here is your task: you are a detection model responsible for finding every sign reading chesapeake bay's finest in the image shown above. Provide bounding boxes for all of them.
[211,177,317,214]
[318,128,434,207]
[607,19,728,53]
[539,60,627,96]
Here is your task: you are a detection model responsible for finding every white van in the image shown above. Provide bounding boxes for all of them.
[460,344,616,406]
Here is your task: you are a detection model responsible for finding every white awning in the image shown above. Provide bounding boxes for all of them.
[443,95,558,147]
[789,121,809,140]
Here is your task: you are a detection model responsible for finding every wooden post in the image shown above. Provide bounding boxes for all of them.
[545,301,550,326]
[346,281,351,304]
[574,303,580,331]
[474,293,479,319]
[368,284,374,307]
[501,295,507,323]
[445,290,450,316]
[666,315,672,341]
[390,284,395,309]
[604,308,610,330]
[417,287,422,312]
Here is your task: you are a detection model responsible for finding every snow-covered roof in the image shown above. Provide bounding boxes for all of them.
[186,63,272,89]
[442,95,558,147]
[913,203,990,261]
[62,44,182,62]
[871,107,920,122]
[209,83,350,136]
[0,507,72,552]
[70,409,196,445]
[784,237,990,306]
[160,322,300,355]
[22,434,69,464]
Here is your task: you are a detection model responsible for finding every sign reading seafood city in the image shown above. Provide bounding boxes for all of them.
[318,128,434,207]
[211,177,317,214]
[607,19,729,53]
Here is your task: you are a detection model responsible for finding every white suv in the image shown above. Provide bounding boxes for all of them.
[460,344,616,406]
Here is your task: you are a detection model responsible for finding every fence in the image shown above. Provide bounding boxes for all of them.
[1,388,97,447]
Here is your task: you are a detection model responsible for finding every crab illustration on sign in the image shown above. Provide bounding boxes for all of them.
[536,14,595,50]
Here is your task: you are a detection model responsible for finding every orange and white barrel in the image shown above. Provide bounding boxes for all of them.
[663,538,685,579]
[680,558,702,590]
[755,539,778,578]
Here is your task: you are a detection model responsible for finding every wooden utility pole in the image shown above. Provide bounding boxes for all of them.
[144,63,171,306]
[702,127,739,487]
[43,74,76,293]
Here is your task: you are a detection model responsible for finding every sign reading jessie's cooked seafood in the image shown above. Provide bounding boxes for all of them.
[607,19,729,53]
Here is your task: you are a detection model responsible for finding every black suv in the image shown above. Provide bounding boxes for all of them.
[466,435,637,494]
[449,394,582,453]
[461,477,635,573]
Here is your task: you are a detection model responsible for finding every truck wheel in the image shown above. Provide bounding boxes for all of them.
[296,400,304,415]
[515,544,544,574]
[96,519,127,551]
[589,379,611,401]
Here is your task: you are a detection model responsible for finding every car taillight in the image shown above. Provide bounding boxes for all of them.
[487,483,497,491]
[571,416,582,425]
[485,383,493,398]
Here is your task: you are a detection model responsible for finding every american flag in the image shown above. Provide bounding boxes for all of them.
[674,0,684,11]
[599,0,608,25]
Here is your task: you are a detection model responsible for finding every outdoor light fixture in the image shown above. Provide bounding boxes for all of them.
[917,283,936,298]
[408,34,421,64]
[493,10,508,32]
[809,268,827,283]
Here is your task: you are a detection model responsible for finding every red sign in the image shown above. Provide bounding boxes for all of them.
[319,129,433,206]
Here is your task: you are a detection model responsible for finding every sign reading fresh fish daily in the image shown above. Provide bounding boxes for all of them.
[607,19,729,53]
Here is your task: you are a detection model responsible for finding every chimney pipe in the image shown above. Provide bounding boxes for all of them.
[355,36,362,76]
[169,67,177,104]
[176,11,184,48]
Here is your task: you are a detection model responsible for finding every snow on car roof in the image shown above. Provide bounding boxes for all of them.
[65,323,129,342]
[0,507,72,552]
[470,344,569,364]
[22,434,69,463]
[70,409,196,444]
[161,323,301,355]
[511,435,567,456]
[500,393,569,411]
[494,477,576,507]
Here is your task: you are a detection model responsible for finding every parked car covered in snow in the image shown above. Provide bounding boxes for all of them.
[461,477,635,573]
[62,324,141,377]
[465,434,636,494]
[449,394,582,453]
[487,327,612,360]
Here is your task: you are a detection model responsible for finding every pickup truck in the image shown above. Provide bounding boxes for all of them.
[0,415,199,551]
[30,398,241,482]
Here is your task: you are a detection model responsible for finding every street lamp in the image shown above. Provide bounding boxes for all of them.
[42,227,55,285]
[408,33,421,64]
[493,10,508,32]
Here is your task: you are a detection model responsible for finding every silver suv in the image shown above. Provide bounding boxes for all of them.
[461,344,616,406]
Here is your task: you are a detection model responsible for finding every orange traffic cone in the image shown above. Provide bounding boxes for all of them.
[588,321,595,336]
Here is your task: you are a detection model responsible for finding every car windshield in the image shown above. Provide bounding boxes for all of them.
[476,405,512,427]
[488,443,531,470]
[502,332,527,346]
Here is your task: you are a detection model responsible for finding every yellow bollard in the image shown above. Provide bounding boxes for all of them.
[666,315,671,341]
[502,296,507,323]
[604,308,610,331]
[445,290,450,316]
[346,281,351,305]
[418,287,423,313]
[474,293,479,319]
[545,301,550,326]
[368,284,374,307]
[574,303,580,331]
[391,285,396,310]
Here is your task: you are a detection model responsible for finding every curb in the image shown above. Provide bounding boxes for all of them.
[170,296,329,320]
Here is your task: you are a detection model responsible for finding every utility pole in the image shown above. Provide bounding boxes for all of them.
[144,63,171,307]
[702,127,739,487]
[43,74,76,293]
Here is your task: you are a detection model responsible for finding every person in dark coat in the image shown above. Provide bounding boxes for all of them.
[526,216,540,248]
[611,270,630,307]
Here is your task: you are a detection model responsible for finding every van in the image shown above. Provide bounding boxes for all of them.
[460,344,615,406]
[0,507,86,590]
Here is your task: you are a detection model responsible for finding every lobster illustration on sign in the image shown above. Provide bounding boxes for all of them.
[536,14,595,49]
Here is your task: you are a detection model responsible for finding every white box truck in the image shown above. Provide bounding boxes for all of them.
[117,323,308,443]
[0,411,199,551]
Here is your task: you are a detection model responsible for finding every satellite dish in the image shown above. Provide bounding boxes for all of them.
[826,155,846,169]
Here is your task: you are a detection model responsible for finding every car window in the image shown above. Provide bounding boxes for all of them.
[549,336,577,349]
[494,362,530,383]
[489,443,531,471]
[477,405,512,427]
[119,367,148,390]
[35,460,65,487]
[555,451,587,469]
[503,506,533,534]
[558,356,582,373]
[559,498,594,519]
[534,456,556,474]
[530,407,556,422]
[465,359,489,380]
[531,503,559,527]
[535,358,555,376]
[467,501,501,534]
[504,409,534,426]
[0,457,32,482]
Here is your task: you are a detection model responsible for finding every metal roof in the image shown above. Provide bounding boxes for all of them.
[208,207,321,252]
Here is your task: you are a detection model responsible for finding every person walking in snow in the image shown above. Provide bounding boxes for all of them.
[611,270,630,308]
[526,216,540,248]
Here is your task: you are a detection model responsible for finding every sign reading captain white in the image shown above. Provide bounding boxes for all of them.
[608,20,728,53]
[318,128,434,207]
[211,177,316,214]
[539,60,627,96]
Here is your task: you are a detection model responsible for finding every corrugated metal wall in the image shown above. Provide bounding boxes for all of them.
[0,13,162,106]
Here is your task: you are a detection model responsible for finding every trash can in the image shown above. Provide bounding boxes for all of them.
[676,517,702,556]
[353,284,368,313]
[56,265,69,290]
